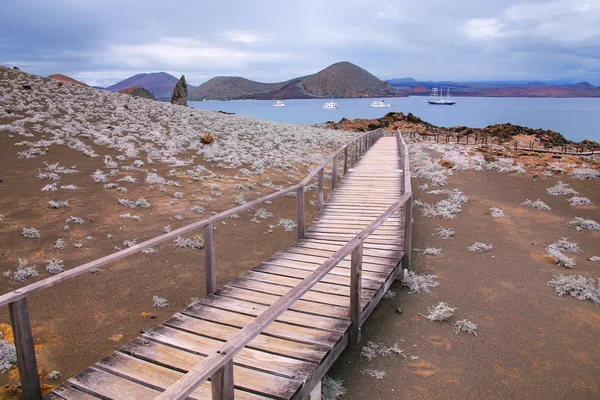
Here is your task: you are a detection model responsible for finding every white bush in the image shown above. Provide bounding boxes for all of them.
[22,227,40,238]
[521,199,551,211]
[547,274,600,304]
[546,181,578,196]
[152,295,169,308]
[568,197,593,206]
[45,259,64,274]
[454,319,478,336]
[402,271,440,293]
[568,217,600,231]
[426,302,456,321]
[468,242,492,253]
[489,207,506,219]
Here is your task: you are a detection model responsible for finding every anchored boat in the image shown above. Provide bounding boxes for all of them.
[370,100,391,108]
[273,100,286,107]
[427,87,456,105]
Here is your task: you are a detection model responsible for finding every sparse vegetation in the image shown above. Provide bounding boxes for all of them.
[426,301,456,321]
[402,271,440,293]
[152,295,169,308]
[22,227,40,238]
[546,181,578,196]
[454,319,478,336]
[521,199,551,210]
[568,217,600,231]
[547,274,600,304]
[568,196,593,206]
[489,207,506,218]
[468,242,493,253]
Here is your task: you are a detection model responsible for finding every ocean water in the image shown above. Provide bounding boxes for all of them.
[190,97,600,142]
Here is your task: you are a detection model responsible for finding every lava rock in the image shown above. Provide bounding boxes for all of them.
[171,75,188,106]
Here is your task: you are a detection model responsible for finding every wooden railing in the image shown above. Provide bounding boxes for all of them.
[0,129,385,400]
[156,130,413,400]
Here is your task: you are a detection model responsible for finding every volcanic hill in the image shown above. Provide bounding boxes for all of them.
[48,74,88,87]
[188,61,405,100]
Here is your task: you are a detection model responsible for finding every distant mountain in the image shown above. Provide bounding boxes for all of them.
[106,72,196,101]
[48,73,88,87]
[387,78,600,98]
[189,61,405,100]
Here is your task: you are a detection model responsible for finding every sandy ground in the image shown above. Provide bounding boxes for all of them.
[327,166,600,399]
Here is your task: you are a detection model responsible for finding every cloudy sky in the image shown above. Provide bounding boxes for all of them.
[1,0,599,87]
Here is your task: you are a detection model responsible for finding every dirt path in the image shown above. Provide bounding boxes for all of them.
[327,168,600,399]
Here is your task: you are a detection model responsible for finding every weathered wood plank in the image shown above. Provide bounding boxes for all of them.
[48,385,100,400]
[194,295,349,332]
[121,337,302,398]
[224,278,370,308]
[163,313,328,363]
[252,263,383,290]
[181,304,339,346]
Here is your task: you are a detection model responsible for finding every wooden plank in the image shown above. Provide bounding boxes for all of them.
[272,251,399,267]
[243,271,379,297]
[194,295,349,333]
[282,246,400,265]
[164,313,328,363]
[252,263,383,290]
[218,285,351,319]
[95,352,266,399]
[259,259,390,282]
[299,238,403,252]
[121,337,301,398]
[69,366,165,399]
[224,278,370,308]
[49,385,100,400]
[182,304,339,346]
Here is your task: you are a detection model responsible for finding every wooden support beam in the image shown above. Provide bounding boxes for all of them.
[9,298,42,400]
[350,243,363,345]
[343,146,348,174]
[317,168,324,212]
[297,187,305,240]
[204,223,217,295]
[211,359,234,400]
[402,196,413,271]
[332,154,338,190]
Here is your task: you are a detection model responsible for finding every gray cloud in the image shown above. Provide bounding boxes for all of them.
[1,0,598,86]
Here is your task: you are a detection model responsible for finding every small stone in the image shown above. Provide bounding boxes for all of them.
[491,256,495,259]
[395,308,403,314]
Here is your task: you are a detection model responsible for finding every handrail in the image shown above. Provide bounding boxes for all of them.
[157,130,413,399]
[2,128,384,399]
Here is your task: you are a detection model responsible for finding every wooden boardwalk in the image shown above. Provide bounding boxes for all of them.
[49,136,407,400]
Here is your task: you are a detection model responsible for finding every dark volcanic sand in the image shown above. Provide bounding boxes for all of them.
[327,169,600,399]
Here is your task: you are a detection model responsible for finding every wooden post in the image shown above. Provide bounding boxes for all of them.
[402,196,413,271]
[343,146,348,174]
[204,223,217,295]
[297,187,305,240]
[332,154,338,190]
[355,140,360,161]
[350,243,363,346]
[211,359,234,400]
[317,168,324,212]
[9,298,42,400]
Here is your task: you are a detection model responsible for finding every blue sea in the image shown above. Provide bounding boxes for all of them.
[190,97,600,142]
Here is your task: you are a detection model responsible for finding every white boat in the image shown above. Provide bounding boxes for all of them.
[273,100,286,107]
[323,101,338,109]
[370,100,391,108]
[427,87,456,105]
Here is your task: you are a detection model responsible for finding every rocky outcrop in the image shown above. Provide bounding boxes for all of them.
[170,75,188,106]
[118,86,155,100]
